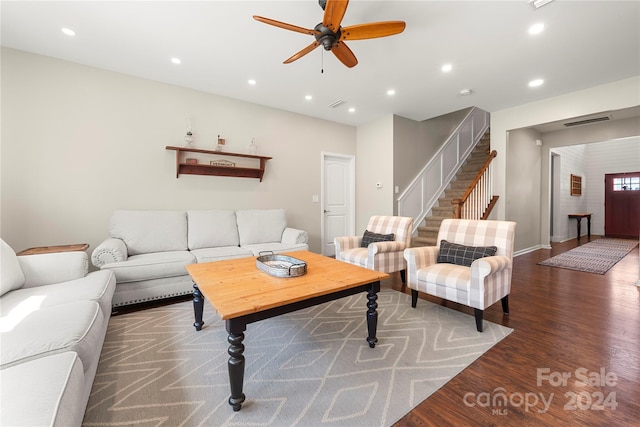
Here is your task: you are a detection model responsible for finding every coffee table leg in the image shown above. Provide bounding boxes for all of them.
[193,283,205,331]
[226,319,247,411]
[366,281,380,348]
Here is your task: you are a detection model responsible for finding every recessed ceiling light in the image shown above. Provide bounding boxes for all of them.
[528,23,545,35]
[171,57,181,65]
[387,89,396,96]
[305,95,312,100]
[248,79,257,85]
[459,89,473,96]
[61,27,76,37]
[441,63,453,73]
[348,107,356,113]
[529,78,544,87]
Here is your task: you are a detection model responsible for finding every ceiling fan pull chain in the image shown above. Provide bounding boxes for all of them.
[321,49,324,74]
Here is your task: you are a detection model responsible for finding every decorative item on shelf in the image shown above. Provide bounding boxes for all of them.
[186,158,198,164]
[210,159,235,167]
[248,137,257,155]
[184,131,194,147]
[216,135,225,152]
[184,118,194,147]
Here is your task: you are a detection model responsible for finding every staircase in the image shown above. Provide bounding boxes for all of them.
[412,130,491,246]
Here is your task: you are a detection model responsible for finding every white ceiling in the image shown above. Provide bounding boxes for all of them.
[1,1,639,127]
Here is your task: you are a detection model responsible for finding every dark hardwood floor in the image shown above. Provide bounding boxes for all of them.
[388,237,640,426]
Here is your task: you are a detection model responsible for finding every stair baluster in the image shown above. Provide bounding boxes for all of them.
[452,150,498,220]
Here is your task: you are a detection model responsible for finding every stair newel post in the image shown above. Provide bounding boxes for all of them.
[452,199,462,219]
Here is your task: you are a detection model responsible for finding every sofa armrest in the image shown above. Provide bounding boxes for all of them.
[91,238,128,267]
[18,252,89,288]
[281,227,309,245]
[471,255,511,279]
[369,241,406,255]
[334,236,360,257]
[403,246,438,271]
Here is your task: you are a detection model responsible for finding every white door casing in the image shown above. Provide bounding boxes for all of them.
[321,153,355,256]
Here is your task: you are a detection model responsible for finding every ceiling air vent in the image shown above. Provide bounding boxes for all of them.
[563,115,611,127]
[328,99,345,108]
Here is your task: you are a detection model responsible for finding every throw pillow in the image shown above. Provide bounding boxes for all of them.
[437,240,497,267]
[1,239,26,296]
[361,230,395,248]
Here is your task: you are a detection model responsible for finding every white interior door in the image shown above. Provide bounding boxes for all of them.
[321,153,355,256]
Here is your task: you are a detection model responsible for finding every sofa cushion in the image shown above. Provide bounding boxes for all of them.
[190,246,253,263]
[419,262,471,292]
[437,240,497,267]
[243,242,309,256]
[0,352,86,427]
[1,239,25,297]
[187,210,240,250]
[1,300,104,372]
[360,230,395,248]
[18,251,89,288]
[236,209,287,246]
[0,270,115,323]
[110,210,188,255]
[102,251,195,283]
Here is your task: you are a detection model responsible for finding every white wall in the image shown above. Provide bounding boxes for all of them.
[0,48,356,253]
[549,145,588,241]
[492,75,640,251]
[548,138,639,241]
[392,115,420,208]
[392,109,471,214]
[355,115,394,232]
[505,128,542,250]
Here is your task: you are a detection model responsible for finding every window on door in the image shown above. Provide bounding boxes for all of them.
[612,176,640,191]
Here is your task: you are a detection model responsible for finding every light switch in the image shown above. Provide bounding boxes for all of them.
[312,195,319,203]
[376,182,383,188]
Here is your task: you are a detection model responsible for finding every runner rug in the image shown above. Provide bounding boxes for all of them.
[538,238,638,274]
[83,289,512,427]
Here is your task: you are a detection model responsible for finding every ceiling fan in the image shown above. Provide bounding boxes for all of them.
[253,0,406,68]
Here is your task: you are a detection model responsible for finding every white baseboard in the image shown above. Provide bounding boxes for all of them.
[514,244,549,257]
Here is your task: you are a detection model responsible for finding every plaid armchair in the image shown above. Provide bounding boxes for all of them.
[403,219,516,332]
[334,216,414,282]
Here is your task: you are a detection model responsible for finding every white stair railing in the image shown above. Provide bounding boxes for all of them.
[453,151,497,219]
[397,107,489,235]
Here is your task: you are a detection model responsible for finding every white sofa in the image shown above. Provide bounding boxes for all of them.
[0,239,116,427]
[91,209,309,307]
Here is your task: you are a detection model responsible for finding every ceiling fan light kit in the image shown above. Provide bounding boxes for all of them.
[253,0,406,68]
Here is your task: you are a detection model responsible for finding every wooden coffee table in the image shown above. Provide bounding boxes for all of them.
[186,250,388,411]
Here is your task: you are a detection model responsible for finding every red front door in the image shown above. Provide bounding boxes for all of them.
[604,172,640,238]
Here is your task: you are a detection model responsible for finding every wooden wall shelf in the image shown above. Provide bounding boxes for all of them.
[166,146,272,181]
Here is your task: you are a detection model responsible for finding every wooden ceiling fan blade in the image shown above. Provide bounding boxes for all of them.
[341,21,406,40]
[331,41,358,68]
[253,15,318,35]
[322,0,349,33]
[284,41,321,64]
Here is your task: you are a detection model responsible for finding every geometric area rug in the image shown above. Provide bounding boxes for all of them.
[538,237,638,274]
[83,290,512,427]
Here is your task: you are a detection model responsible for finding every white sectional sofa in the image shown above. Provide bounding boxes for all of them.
[91,209,309,308]
[0,239,116,427]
